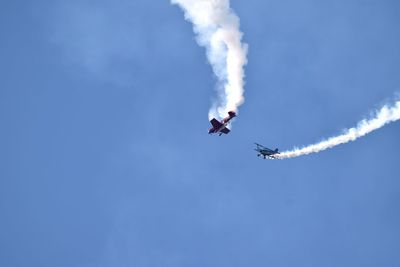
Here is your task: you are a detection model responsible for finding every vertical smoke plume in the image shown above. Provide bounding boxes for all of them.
[276,100,400,159]
[171,0,248,120]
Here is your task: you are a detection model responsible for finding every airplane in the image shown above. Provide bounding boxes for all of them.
[254,143,280,159]
[208,111,236,136]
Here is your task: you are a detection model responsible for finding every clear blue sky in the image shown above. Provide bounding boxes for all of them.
[1,0,400,266]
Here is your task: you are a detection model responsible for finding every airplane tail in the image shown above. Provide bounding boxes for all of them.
[228,111,236,118]
[274,149,279,153]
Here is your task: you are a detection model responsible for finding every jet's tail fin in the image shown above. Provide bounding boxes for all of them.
[274,149,279,153]
[228,111,236,118]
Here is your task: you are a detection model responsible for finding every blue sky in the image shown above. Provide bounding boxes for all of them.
[1,0,400,266]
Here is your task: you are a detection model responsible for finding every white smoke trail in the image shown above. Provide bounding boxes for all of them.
[171,0,248,120]
[276,100,400,159]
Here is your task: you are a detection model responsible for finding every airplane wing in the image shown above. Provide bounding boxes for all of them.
[220,127,230,134]
[210,118,223,128]
[255,143,266,148]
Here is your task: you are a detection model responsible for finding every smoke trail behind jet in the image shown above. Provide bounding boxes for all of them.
[171,0,248,120]
[276,100,400,159]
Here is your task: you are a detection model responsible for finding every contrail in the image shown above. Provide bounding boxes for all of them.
[276,99,400,159]
[171,0,248,120]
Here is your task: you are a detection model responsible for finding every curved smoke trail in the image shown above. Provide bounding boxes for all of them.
[276,99,400,159]
[171,0,248,120]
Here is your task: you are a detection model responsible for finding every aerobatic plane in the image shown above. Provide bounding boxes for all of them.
[254,143,280,159]
[208,111,236,136]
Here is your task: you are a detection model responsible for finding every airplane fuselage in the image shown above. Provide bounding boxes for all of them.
[208,123,228,135]
[211,121,229,133]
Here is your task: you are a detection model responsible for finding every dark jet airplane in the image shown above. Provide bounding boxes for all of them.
[254,143,280,159]
[208,111,236,136]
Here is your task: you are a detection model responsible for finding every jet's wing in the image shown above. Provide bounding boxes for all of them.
[220,127,230,134]
[255,143,267,148]
[210,118,223,128]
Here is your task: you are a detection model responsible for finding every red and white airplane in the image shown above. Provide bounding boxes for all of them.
[208,111,236,136]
